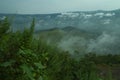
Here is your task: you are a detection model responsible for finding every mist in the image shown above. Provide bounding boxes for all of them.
[57,27,120,55]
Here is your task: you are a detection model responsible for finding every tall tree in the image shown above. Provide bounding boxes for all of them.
[21,18,35,49]
[0,17,10,38]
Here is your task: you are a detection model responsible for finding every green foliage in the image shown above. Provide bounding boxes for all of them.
[0,18,44,80]
[0,17,10,37]
[106,67,113,80]
[21,18,35,49]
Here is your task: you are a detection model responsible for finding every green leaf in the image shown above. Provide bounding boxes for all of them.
[20,64,34,80]
[38,76,43,80]
[34,62,45,69]
[0,60,15,67]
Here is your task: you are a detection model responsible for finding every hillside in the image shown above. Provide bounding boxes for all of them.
[0,9,120,33]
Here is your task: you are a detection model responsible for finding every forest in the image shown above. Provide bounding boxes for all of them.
[0,18,120,80]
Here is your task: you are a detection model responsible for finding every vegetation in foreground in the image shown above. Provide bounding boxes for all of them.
[0,18,120,80]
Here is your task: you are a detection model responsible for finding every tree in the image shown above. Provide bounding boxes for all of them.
[21,18,35,49]
[0,18,45,80]
[0,17,10,37]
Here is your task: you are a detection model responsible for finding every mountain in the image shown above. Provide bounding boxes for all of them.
[1,9,120,54]
[0,9,120,33]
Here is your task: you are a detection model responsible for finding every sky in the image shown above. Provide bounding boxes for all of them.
[0,0,120,14]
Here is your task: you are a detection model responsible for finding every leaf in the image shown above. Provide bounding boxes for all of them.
[34,62,45,69]
[38,76,43,80]
[20,64,34,80]
[0,60,15,67]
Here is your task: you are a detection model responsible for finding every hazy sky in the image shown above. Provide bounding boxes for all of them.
[0,0,120,14]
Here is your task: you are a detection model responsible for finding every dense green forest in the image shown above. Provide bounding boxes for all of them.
[0,18,120,80]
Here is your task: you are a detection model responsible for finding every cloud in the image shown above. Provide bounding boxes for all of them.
[0,0,120,14]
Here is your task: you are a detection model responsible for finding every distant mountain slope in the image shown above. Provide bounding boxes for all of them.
[34,25,120,55]
[35,26,97,40]
[34,27,99,55]
[0,9,120,33]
